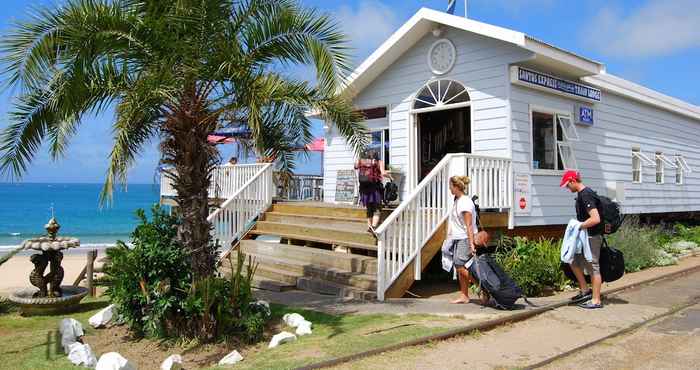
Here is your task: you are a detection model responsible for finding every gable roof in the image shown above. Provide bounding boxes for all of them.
[341,7,700,122]
[342,7,604,99]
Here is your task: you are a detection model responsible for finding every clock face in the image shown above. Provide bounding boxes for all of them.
[428,39,456,75]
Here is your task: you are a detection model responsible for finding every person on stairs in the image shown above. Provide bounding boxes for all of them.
[560,170,605,309]
[447,175,478,304]
[355,148,390,235]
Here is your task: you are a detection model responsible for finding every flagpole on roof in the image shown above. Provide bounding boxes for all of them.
[464,0,468,17]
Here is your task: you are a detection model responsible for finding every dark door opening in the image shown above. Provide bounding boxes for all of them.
[417,107,471,180]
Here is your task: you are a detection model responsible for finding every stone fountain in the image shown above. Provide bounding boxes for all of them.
[9,217,88,316]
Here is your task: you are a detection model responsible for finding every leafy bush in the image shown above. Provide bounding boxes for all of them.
[494,236,570,297]
[104,205,265,342]
[607,216,677,272]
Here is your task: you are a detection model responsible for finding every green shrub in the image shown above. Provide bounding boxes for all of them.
[104,205,265,342]
[607,217,676,272]
[494,236,570,297]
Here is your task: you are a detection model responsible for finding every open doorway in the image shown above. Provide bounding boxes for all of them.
[417,107,471,180]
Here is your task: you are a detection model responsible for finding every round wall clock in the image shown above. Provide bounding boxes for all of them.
[428,38,456,75]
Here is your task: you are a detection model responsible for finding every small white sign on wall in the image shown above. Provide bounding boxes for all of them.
[514,173,532,215]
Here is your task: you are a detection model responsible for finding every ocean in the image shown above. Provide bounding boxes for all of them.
[0,183,161,250]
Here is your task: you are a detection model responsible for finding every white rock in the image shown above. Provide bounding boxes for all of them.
[295,320,312,336]
[282,313,305,328]
[89,304,117,328]
[59,318,85,354]
[95,352,137,370]
[268,331,297,348]
[218,350,244,366]
[160,354,183,370]
[68,342,97,368]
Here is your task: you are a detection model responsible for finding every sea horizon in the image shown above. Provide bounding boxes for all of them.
[0,182,161,249]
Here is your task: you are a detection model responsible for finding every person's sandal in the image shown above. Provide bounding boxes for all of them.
[570,289,592,304]
[578,300,603,309]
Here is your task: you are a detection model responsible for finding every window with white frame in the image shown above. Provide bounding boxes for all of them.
[656,151,664,184]
[632,149,654,183]
[655,152,678,185]
[675,155,692,185]
[368,129,390,166]
[632,148,642,183]
[532,111,578,171]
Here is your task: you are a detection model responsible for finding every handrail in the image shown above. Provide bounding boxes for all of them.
[375,153,513,301]
[160,163,270,200]
[207,163,274,254]
[208,163,273,222]
[375,154,455,234]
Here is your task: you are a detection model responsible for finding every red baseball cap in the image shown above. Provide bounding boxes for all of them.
[560,170,580,187]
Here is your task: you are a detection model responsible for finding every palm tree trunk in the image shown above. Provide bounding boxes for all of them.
[163,85,219,281]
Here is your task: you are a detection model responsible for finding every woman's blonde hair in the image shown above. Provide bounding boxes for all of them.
[449,175,471,192]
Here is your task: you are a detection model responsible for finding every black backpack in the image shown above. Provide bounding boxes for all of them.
[560,238,625,283]
[383,181,398,205]
[594,192,623,234]
[468,254,526,310]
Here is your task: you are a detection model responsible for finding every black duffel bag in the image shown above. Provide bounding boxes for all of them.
[561,237,625,283]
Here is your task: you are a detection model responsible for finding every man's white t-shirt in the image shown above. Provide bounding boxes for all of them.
[447,195,478,240]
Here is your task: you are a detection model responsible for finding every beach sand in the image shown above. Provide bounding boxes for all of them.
[0,252,104,297]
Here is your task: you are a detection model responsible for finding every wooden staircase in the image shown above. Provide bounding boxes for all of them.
[220,202,380,300]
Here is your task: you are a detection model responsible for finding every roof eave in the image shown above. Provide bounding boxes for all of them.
[524,37,604,76]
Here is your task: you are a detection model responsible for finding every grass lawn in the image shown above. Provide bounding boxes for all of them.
[0,297,464,370]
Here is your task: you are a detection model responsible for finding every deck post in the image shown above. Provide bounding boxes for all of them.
[86,249,97,297]
[377,238,385,301]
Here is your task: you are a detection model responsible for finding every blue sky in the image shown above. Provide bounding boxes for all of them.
[1,0,699,184]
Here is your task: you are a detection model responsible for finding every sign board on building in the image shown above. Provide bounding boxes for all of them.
[510,66,602,103]
[514,173,532,215]
[334,170,356,203]
[575,103,594,125]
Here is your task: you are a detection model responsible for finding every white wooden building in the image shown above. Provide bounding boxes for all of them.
[322,8,700,230]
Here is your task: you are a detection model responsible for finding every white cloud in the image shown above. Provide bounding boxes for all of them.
[335,1,401,63]
[585,0,700,58]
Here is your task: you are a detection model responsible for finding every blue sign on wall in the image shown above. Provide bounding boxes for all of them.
[578,106,594,125]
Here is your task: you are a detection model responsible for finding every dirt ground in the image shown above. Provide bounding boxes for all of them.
[83,319,286,369]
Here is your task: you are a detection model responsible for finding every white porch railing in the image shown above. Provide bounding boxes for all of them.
[160,164,270,200]
[374,153,512,301]
[207,164,274,251]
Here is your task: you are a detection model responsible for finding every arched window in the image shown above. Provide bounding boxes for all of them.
[413,79,470,111]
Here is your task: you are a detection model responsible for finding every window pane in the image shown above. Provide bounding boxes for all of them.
[384,129,390,166]
[558,142,577,170]
[632,154,641,182]
[557,115,579,141]
[532,112,555,170]
[369,131,382,159]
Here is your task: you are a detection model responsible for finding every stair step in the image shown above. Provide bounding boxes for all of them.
[251,221,377,250]
[232,252,377,290]
[240,240,377,274]
[296,277,376,301]
[271,202,367,219]
[263,212,367,232]
[220,264,295,292]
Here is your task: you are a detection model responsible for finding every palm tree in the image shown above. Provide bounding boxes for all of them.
[0,0,366,280]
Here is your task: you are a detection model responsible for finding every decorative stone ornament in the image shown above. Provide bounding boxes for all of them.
[428,38,456,75]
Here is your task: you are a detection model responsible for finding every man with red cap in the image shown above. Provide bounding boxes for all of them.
[561,170,604,309]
